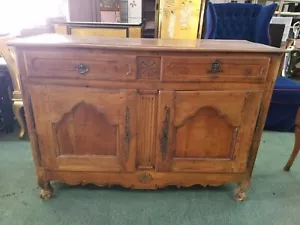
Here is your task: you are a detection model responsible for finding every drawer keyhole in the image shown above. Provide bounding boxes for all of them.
[76,64,89,75]
[208,60,222,75]
[244,68,252,76]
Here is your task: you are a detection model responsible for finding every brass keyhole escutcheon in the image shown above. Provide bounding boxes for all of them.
[208,60,222,75]
[76,64,89,75]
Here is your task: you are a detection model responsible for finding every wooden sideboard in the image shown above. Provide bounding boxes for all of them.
[54,22,142,38]
[8,34,283,200]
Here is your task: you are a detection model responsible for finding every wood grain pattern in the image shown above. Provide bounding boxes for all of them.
[162,56,270,82]
[45,169,243,189]
[247,54,284,176]
[156,90,262,173]
[137,91,158,169]
[24,50,136,81]
[29,85,137,172]
[7,34,284,53]
[137,56,161,80]
[11,35,283,200]
[25,76,267,90]
[174,107,237,159]
[53,101,118,156]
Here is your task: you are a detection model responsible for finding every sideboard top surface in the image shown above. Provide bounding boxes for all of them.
[7,34,283,53]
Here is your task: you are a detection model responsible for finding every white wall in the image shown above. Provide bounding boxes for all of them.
[0,0,68,34]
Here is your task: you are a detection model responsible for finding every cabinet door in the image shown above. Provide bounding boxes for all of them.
[156,91,262,173]
[29,86,136,172]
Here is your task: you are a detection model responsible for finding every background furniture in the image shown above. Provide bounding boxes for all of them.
[273,0,300,41]
[0,36,25,138]
[142,0,157,37]
[0,58,14,134]
[9,34,282,200]
[55,22,143,38]
[265,37,300,132]
[204,2,277,45]
[269,23,285,47]
[265,77,300,131]
[262,76,300,171]
[99,0,122,22]
[128,0,142,23]
[274,0,300,17]
[67,0,207,39]
[284,105,300,171]
[158,0,204,39]
[68,0,122,23]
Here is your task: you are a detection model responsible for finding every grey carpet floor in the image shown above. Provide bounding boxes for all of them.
[1,131,300,225]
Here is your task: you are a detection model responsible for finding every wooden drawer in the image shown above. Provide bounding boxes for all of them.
[24,50,136,81]
[161,56,270,82]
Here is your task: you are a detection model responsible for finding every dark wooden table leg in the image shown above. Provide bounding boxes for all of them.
[284,106,300,171]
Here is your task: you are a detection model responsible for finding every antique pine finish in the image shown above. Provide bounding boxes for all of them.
[8,34,283,201]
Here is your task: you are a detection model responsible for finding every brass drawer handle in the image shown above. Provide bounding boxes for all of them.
[76,64,89,75]
[208,60,222,74]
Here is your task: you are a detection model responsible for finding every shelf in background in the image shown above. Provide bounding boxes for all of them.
[282,0,300,3]
[275,11,300,16]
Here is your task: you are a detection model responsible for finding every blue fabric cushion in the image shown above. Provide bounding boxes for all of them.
[265,104,298,131]
[255,3,278,45]
[204,2,217,39]
[204,2,277,45]
[213,3,261,42]
[265,77,300,131]
[272,77,300,104]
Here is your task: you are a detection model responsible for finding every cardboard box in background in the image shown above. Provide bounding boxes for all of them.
[271,17,293,42]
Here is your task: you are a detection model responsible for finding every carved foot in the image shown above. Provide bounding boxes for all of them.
[13,101,26,138]
[284,109,300,171]
[39,182,54,200]
[284,165,291,171]
[40,188,54,200]
[234,186,247,201]
[234,178,250,201]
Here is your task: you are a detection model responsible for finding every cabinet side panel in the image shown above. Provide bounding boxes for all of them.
[15,49,43,167]
[248,54,283,176]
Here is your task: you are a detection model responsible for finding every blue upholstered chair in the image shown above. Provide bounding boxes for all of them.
[203,2,300,171]
[204,2,278,45]
[264,77,300,171]
[265,77,300,131]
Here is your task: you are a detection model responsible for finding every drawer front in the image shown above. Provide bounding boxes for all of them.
[162,56,270,82]
[24,50,136,81]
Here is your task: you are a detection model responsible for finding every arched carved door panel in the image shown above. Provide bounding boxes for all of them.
[156,90,262,173]
[29,85,137,172]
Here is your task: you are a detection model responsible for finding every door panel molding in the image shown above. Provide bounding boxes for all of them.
[29,85,137,172]
[156,90,262,173]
